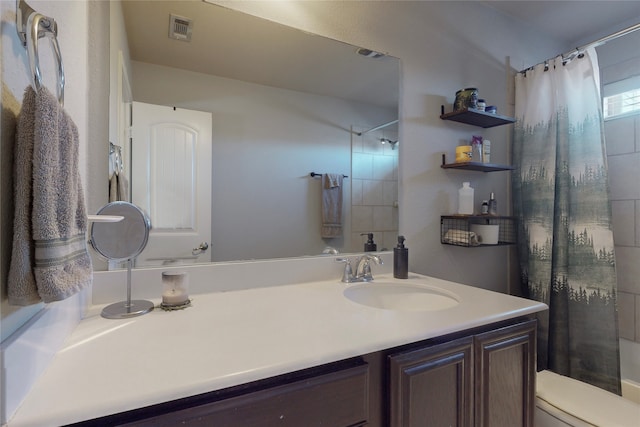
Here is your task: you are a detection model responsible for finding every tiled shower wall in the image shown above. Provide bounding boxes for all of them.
[351,128,399,252]
[603,57,640,344]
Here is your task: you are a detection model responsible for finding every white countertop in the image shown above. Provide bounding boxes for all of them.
[8,273,546,426]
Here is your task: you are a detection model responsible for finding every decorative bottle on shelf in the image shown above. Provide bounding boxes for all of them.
[393,236,408,279]
[458,182,474,215]
[471,135,483,162]
[361,233,377,252]
[482,139,491,163]
[481,200,489,214]
[488,192,498,215]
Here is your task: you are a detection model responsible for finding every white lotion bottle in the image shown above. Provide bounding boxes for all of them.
[458,182,474,215]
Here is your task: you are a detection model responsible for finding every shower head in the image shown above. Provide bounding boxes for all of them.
[380,138,399,150]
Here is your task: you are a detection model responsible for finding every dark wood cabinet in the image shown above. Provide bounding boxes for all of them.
[389,320,536,427]
[474,321,536,427]
[119,362,370,427]
[389,336,474,427]
[78,319,535,427]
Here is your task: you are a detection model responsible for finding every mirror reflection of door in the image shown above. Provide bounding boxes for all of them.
[117,51,132,202]
[131,102,212,266]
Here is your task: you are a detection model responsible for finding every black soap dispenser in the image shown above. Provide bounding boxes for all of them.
[361,233,377,252]
[393,235,408,279]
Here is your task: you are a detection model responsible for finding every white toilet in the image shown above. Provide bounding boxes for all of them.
[535,370,640,426]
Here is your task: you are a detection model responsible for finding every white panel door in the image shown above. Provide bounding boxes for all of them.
[131,102,212,266]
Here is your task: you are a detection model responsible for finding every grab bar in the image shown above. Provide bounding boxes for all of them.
[16,0,65,106]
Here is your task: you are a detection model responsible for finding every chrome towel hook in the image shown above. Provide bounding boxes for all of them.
[16,0,65,106]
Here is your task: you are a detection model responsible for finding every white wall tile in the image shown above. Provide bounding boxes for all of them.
[373,155,395,180]
[601,56,640,85]
[383,180,398,206]
[618,292,636,341]
[351,179,364,206]
[616,246,640,294]
[362,179,384,205]
[608,153,640,200]
[373,206,395,230]
[351,205,373,232]
[352,153,373,179]
[636,295,640,342]
[605,117,635,155]
[636,116,640,153]
[612,200,636,246]
[636,200,640,246]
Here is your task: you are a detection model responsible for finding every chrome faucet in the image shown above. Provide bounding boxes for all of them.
[336,254,383,283]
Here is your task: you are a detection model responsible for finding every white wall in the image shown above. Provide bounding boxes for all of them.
[1,0,108,421]
[0,0,109,341]
[1,0,564,342]
[210,0,565,292]
[130,61,396,261]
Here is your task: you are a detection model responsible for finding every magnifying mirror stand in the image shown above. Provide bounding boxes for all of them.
[101,259,154,319]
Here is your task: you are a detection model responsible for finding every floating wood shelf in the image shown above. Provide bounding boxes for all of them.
[440,108,516,128]
[441,162,514,172]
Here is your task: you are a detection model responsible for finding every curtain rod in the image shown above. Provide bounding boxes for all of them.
[355,119,398,136]
[520,22,640,73]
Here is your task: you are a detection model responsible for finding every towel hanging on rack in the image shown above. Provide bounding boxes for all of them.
[321,173,344,239]
[8,86,92,305]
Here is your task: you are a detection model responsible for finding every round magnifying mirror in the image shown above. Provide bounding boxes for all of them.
[90,202,154,319]
[91,201,150,261]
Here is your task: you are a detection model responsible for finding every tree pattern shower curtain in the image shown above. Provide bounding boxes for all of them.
[513,47,621,394]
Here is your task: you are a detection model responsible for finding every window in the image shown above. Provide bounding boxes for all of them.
[603,75,640,119]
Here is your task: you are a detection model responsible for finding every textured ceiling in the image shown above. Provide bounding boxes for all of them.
[484,1,640,48]
[122,1,399,108]
[122,1,639,108]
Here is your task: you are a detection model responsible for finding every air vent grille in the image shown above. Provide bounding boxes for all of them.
[169,14,193,42]
[356,47,385,59]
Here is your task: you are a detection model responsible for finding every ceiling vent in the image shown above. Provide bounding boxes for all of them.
[356,47,385,59]
[169,14,193,42]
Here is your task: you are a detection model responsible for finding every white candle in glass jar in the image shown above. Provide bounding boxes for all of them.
[162,271,189,305]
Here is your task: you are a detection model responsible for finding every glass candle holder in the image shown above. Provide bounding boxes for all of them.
[162,271,189,306]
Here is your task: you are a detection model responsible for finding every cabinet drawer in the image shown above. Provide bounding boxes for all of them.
[124,363,369,427]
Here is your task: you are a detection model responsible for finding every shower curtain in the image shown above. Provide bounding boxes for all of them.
[513,47,621,394]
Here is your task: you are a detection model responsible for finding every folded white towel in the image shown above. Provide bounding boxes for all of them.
[321,174,343,239]
[443,230,479,246]
[8,87,92,305]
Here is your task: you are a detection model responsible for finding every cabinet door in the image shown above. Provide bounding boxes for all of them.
[122,363,369,427]
[474,320,536,427]
[389,336,474,427]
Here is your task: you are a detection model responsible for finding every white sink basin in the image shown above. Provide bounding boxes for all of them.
[343,281,459,311]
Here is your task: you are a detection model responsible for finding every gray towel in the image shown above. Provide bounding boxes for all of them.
[109,171,128,202]
[321,173,343,238]
[8,86,92,305]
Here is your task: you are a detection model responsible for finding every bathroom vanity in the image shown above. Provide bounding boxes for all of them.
[7,268,546,427]
[104,318,535,427]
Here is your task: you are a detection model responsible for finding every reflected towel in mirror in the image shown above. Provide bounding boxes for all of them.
[321,173,343,238]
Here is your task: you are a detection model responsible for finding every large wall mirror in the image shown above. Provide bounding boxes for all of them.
[105,1,399,269]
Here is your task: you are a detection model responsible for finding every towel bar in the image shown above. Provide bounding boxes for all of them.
[16,0,65,106]
[310,172,349,178]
